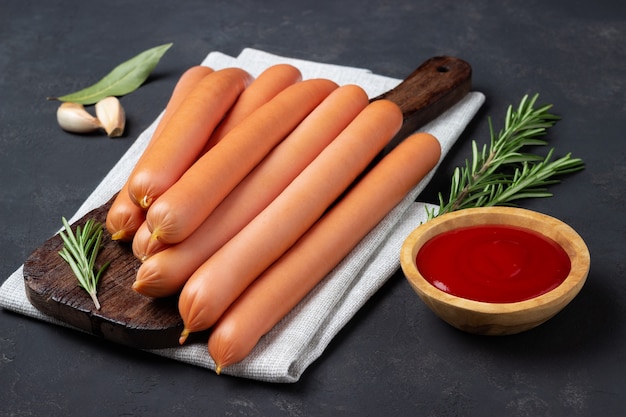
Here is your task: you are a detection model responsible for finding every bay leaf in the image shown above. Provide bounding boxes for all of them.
[50,43,173,105]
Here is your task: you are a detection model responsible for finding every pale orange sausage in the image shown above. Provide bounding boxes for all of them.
[105,65,214,241]
[208,132,442,373]
[151,65,215,144]
[177,99,403,343]
[202,63,303,151]
[132,84,370,297]
[126,67,253,209]
[144,78,339,245]
[131,220,168,261]
[105,183,146,241]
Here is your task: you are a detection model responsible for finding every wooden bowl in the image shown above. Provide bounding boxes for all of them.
[400,207,590,335]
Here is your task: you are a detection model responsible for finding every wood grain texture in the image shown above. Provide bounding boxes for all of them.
[22,56,471,349]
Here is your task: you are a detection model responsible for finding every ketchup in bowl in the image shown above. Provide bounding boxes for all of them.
[416,224,571,303]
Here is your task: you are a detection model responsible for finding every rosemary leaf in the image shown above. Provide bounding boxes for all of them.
[58,217,110,310]
[429,93,585,219]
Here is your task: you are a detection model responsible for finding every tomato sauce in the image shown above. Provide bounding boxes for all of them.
[416,224,571,303]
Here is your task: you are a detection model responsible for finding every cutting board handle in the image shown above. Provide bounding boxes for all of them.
[372,56,472,146]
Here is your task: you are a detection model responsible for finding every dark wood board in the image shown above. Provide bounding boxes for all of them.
[22,56,471,349]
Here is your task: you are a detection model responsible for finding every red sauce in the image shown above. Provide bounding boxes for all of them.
[416,224,571,303]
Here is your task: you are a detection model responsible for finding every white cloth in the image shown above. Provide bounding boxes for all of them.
[0,48,485,383]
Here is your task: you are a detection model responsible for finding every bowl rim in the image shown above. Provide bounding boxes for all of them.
[400,206,590,315]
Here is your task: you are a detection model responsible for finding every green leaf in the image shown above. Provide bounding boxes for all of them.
[50,42,173,105]
[58,217,109,310]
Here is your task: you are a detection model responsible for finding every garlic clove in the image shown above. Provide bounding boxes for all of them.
[56,102,101,134]
[95,96,126,138]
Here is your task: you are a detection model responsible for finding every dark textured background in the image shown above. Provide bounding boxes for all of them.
[1,1,624,416]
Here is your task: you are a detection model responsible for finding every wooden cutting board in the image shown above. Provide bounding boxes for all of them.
[23,56,472,349]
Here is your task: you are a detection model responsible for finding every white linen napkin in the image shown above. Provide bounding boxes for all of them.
[0,48,485,383]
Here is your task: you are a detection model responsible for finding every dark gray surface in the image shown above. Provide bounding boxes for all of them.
[1,1,624,416]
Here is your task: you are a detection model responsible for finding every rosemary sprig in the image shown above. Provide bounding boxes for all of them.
[58,217,110,310]
[427,94,584,219]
